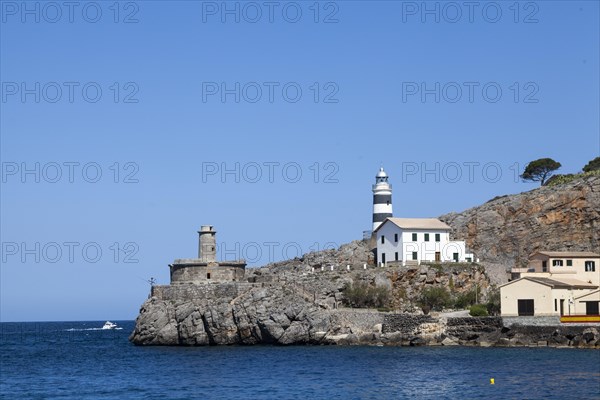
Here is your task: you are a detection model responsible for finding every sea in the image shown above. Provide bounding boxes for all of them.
[0,321,599,399]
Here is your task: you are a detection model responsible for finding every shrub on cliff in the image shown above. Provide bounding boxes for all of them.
[453,287,480,309]
[544,173,575,187]
[545,170,600,187]
[469,304,489,316]
[342,280,390,309]
[485,288,501,316]
[419,287,451,311]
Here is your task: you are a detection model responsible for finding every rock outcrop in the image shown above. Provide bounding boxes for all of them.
[256,240,374,275]
[131,283,342,346]
[249,261,491,312]
[129,282,599,348]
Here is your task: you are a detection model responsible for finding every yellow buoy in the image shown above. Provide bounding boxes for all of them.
[490,378,495,385]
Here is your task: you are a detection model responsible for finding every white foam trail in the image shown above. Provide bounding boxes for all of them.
[64,327,123,331]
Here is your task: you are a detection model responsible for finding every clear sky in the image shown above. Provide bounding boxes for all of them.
[1,1,599,322]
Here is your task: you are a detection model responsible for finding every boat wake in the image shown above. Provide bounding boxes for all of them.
[65,327,123,332]
[65,322,123,332]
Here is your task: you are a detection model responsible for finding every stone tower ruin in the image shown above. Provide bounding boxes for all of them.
[169,225,246,284]
[198,225,216,262]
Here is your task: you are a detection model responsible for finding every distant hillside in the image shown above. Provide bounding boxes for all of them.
[439,174,600,271]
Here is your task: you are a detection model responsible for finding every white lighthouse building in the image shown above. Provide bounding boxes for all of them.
[370,167,475,265]
[372,167,393,231]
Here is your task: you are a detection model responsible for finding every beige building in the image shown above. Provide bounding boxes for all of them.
[511,251,599,285]
[501,251,600,317]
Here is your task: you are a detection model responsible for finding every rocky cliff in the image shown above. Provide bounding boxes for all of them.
[440,175,600,272]
[130,261,491,344]
[129,282,599,348]
[249,256,491,313]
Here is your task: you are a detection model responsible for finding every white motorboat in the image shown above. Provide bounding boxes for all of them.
[102,321,118,330]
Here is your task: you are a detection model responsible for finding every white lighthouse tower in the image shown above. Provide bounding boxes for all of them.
[372,167,393,231]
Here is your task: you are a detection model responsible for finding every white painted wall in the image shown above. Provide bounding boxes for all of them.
[376,224,473,265]
[376,222,402,264]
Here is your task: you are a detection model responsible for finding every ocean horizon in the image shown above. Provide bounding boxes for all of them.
[1,320,599,399]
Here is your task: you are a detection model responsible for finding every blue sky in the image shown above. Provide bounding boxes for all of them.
[1,1,599,321]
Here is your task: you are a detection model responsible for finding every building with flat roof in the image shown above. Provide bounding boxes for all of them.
[501,251,600,317]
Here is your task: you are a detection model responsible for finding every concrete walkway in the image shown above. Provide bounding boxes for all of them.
[439,310,470,318]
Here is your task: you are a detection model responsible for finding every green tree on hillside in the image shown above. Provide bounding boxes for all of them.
[583,157,600,172]
[341,280,390,309]
[419,287,451,312]
[521,158,561,185]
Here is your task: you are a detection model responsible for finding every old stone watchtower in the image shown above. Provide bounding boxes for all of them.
[169,225,246,284]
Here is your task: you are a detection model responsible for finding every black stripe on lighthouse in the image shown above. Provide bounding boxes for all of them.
[373,194,392,204]
[373,213,393,223]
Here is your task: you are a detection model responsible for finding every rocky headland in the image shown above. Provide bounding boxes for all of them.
[130,175,600,348]
[129,280,599,348]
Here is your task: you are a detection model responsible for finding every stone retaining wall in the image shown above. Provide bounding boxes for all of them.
[151,283,259,301]
[446,317,503,330]
[382,314,435,334]
[331,310,386,333]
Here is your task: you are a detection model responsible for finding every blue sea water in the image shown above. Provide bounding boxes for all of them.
[0,321,599,399]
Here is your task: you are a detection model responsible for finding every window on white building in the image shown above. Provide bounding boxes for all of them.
[394,233,398,242]
[552,260,563,267]
[395,252,398,261]
[424,233,430,242]
[585,261,596,272]
[381,236,385,244]
[435,233,440,242]
[566,259,573,266]
[412,252,418,260]
[412,233,417,241]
